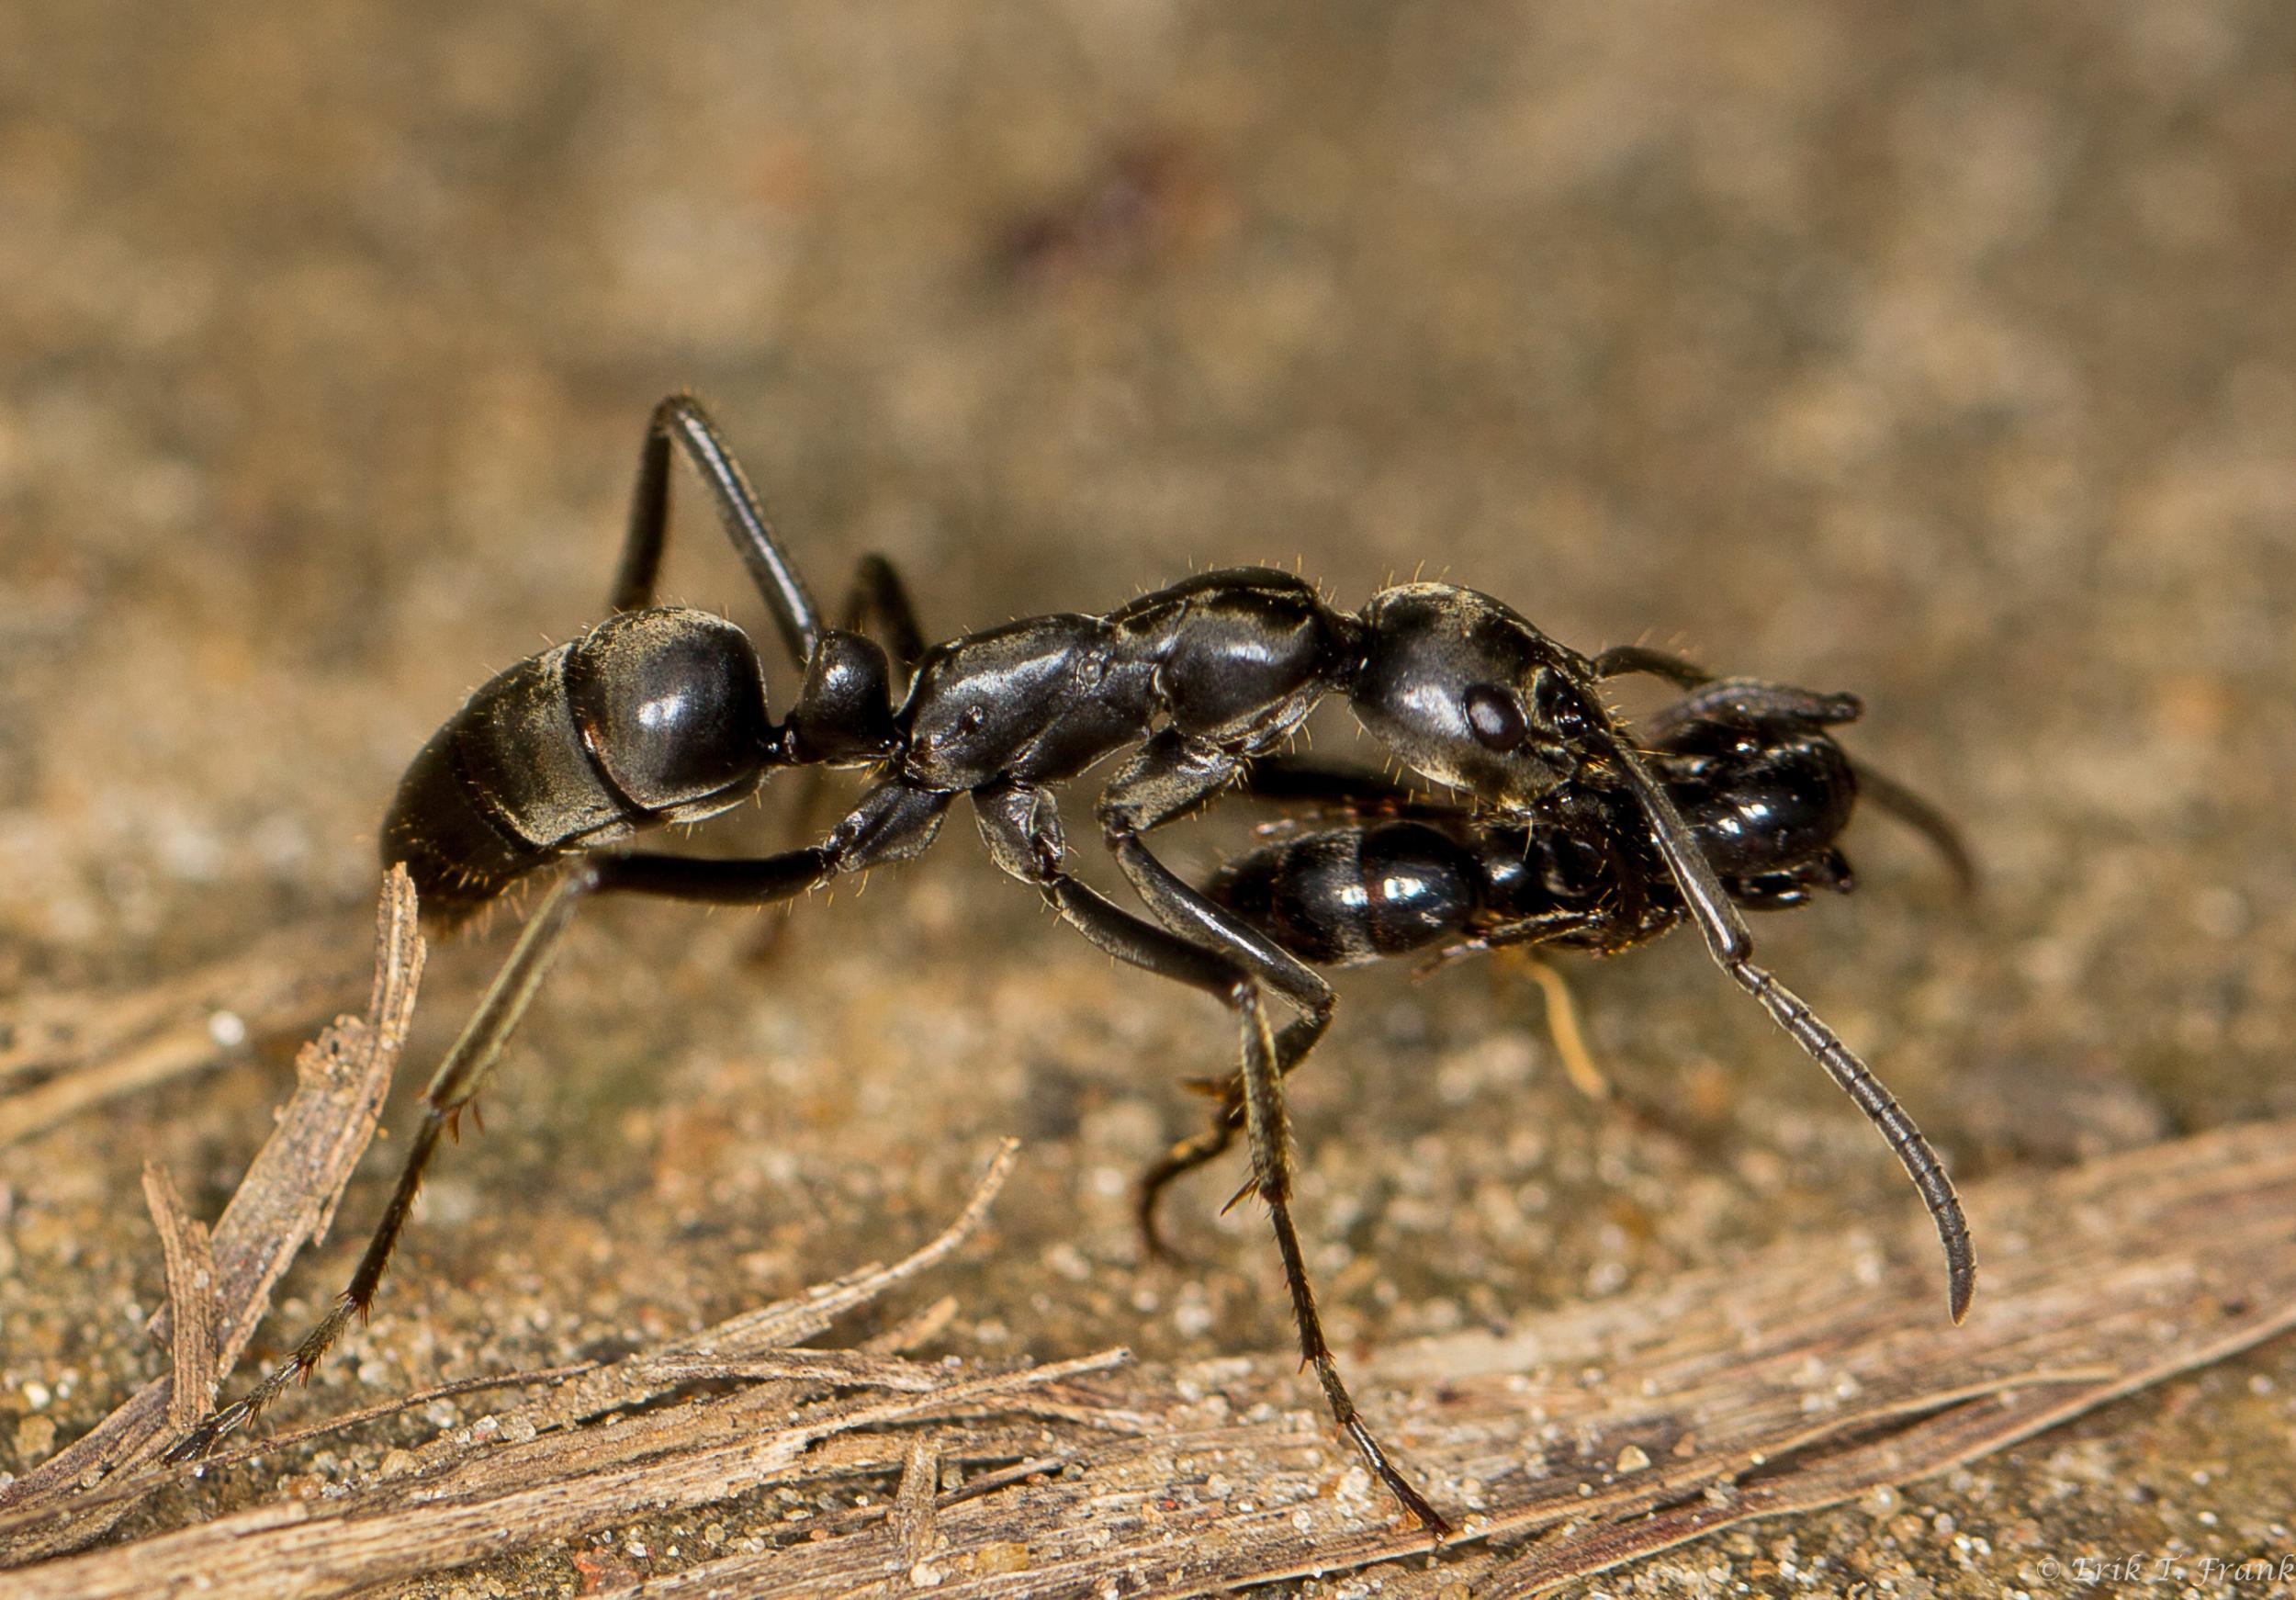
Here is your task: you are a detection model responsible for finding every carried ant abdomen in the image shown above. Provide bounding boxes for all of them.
[382,606,773,923]
[1208,820,1489,965]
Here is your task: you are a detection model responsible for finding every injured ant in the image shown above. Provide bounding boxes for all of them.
[1143,678,1973,1251]
[174,396,1974,1540]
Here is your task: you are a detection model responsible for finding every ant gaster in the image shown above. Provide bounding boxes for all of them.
[174,397,1974,1539]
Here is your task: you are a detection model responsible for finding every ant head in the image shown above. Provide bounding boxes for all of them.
[1351,585,1611,808]
[1654,704,1859,880]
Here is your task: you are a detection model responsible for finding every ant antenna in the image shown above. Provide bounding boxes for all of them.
[1603,728,1976,1324]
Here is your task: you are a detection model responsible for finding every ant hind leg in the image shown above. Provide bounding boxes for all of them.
[166,869,598,1460]
[172,791,941,1459]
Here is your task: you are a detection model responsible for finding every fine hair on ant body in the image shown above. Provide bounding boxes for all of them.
[174,396,1975,1539]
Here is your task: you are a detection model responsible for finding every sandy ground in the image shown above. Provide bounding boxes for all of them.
[3,3,2293,1594]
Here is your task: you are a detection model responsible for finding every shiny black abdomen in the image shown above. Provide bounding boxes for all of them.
[380,608,771,923]
[1208,820,1482,967]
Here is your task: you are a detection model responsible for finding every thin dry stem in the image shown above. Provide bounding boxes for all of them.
[1,1117,2291,1599]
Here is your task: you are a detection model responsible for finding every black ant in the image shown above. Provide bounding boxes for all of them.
[173,396,1974,1540]
[1142,678,1974,1255]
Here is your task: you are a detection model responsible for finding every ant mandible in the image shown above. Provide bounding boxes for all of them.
[174,396,1975,1540]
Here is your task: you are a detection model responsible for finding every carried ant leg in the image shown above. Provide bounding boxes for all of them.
[1231,756,1427,818]
[1642,680,1861,738]
[1133,1114,1240,1256]
[1501,950,1610,1100]
[1140,899,1614,1252]
[1846,761,1978,895]
[612,394,825,667]
[171,783,951,1460]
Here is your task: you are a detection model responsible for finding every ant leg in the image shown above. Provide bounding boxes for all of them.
[974,783,1437,1532]
[1033,931,1434,1536]
[172,784,950,1459]
[167,872,597,1459]
[1093,735,1342,1204]
[838,552,927,678]
[974,781,1327,1065]
[1499,950,1610,1100]
[1234,976,1450,1540]
[974,783,1312,1245]
[1231,756,1424,816]
[612,394,824,669]
[1642,680,1862,741]
[1134,1111,1238,1260]
[1592,644,1710,688]
[1097,735,1335,1030]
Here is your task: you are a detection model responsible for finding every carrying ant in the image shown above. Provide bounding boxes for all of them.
[174,396,1974,1540]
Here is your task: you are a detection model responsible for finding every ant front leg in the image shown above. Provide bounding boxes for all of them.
[1591,644,1711,689]
[1097,734,1341,1240]
[1097,732,1335,1062]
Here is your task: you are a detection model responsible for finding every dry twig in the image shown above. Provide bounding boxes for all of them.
[138,1164,219,1436]
[0,869,423,1560]
[0,1108,2290,1597]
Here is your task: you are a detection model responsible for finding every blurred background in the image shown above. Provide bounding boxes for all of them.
[3,1,2292,1590]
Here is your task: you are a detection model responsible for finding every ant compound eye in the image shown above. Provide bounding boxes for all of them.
[1530,673,1593,741]
[1463,683,1528,751]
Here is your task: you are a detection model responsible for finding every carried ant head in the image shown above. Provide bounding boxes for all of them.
[1351,585,1611,807]
[1654,707,1859,881]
